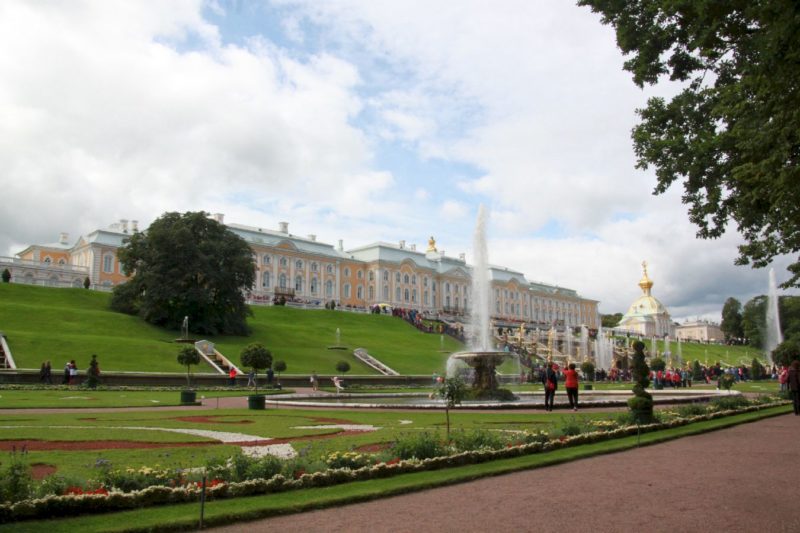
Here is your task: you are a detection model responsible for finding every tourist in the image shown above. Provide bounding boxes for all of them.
[564,362,579,411]
[779,365,789,392]
[266,367,274,387]
[788,360,800,416]
[332,376,344,394]
[62,361,70,384]
[228,367,237,386]
[68,360,78,385]
[247,369,256,388]
[542,362,557,412]
[310,371,319,392]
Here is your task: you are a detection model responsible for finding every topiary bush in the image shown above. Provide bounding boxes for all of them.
[335,360,351,374]
[2,269,11,283]
[629,340,654,424]
[580,361,595,381]
[391,432,448,460]
[649,357,666,372]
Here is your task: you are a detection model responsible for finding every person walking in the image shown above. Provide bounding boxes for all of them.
[68,360,78,385]
[542,362,558,412]
[564,362,579,411]
[310,371,319,392]
[228,367,237,387]
[788,360,800,416]
[39,361,52,384]
[62,361,70,384]
[247,369,256,388]
[266,367,274,387]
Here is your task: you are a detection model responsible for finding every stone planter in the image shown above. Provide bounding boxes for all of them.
[180,390,197,404]
[248,394,266,410]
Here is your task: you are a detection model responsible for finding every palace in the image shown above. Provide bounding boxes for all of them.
[1,216,600,329]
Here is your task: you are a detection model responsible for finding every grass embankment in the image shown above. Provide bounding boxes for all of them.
[0,284,462,374]
[2,405,789,533]
[0,388,290,408]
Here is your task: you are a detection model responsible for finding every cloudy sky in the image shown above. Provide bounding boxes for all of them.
[1,0,795,320]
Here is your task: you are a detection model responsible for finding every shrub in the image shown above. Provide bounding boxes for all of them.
[177,346,201,388]
[335,360,351,374]
[750,358,766,380]
[675,403,708,418]
[711,395,749,411]
[649,357,666,372]
[692,360,704,381]
[627,395,654,424]
[1,269,10,283]
[450,429,506,452]
[240,343,273,394]
[554,417,586,438]
[391,432,448,460]
[244,455,283,480]
[718,373,736,391]
[0,452,33,503]
[83,276,90,289]
[580,361,595,381]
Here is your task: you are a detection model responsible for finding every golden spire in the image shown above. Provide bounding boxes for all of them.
[638,260,653,296]
[426,236,437,252]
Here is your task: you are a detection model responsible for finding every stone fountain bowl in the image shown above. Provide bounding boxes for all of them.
[450,351,510,367]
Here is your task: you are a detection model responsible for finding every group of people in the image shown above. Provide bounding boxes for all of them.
[38,359,81,385]
[228,367,277,388]
[541,362,580,412]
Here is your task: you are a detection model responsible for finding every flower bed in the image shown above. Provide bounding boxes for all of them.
[0,400,788,523]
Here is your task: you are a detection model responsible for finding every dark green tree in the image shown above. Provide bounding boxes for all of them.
[742,296,767,349]
[750,357,766,380]
[273,360,286,382]
[721,297,744,341]
[580,361,596,382]
[579,0,800,288]
[628,340,653,423]
[692,360,704,382]
[335,360,351,374]
[601,313,623,328]
[240,343,272,395]
[83,276,90,289]
[649,357,666,372]
[771,339,800,367]
[177,346,201,388]
[111,211,255,335]
[86,354,100,389]
[1,268,10,283]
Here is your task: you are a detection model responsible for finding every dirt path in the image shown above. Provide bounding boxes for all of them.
[209,414,800,533]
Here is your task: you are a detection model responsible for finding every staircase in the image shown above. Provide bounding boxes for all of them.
[353,348,399,376]
[193,340,241,375]
[0,333,16,370]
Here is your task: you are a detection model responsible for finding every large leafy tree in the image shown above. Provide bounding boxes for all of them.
[111,211,255,335]
[720,297,744,341]
[579,0,800,288]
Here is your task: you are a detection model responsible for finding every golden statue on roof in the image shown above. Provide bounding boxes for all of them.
[427,236,437,252]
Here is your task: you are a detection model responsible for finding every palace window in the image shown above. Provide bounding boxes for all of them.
[412,289,417,303]
[369,271,374,281]
[344,284,351,298]
[296,260,303,270]
[279,274,287,288]
[358,270,363,279]
[311,262,318,272]
[344,267,351,277]
[326,264,333,274]
[446,282,450,293]
[295,275,303,292]
[263,254,271,264]
[395,272,401,283]
[423,277,428,287]
[396,287,401,301]
[383,285,389,299]
[411,275,416,285]
[357,285,363,299]
[404,289,410,302]
[44,257,52,264]
[424,291,429,305]
[262,271,271,288]
[280,257,287,267]
[383,270,389,281]
[369,286,374,300]
[103,254,113,273]
[310,277,318,293]
[326,280,333,297]
[404,274,409,284]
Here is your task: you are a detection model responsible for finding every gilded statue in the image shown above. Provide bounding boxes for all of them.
[427,236,437,252]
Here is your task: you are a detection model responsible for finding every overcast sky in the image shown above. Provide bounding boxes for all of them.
[1,0,795,321]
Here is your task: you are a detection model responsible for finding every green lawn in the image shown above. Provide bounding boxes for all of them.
[0,388,290,408]
[0,284,462,375]
[0,404,789,533]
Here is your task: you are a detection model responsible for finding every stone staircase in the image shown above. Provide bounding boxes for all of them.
[0,333,16,369]
[353,348,399,376]
[193,340,241,375]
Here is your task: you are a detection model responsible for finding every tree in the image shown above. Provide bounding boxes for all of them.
[721,297,744,341]
[240,343,272,395]
[86,354,100,389]
[742,295,768,349]
[628,340,653,424]
[273,360,286,382]
[580,361,595,382]
[111,212,255,335]
[437,376,466,440]
[1,268,10,283]
[750,357,766,380]
[771,339,800,367]
[177,346,201,388]
[601,313,623,328]
[335,360,351,374]
[579,1,800,288]
[83,276,90,289]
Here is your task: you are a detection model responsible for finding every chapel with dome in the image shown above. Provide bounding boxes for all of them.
[616,261,674,337]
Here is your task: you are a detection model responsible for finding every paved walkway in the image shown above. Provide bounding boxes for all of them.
[209,414,800,533]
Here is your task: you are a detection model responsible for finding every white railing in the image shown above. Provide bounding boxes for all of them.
[353,348,399,376]
[0,335,16,370]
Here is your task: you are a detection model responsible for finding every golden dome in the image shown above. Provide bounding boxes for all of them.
[638,260,653,296]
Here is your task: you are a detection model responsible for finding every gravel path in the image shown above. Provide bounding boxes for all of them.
[209,414,800,533]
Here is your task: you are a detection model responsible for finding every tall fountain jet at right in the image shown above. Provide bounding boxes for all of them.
[765,267,783,365]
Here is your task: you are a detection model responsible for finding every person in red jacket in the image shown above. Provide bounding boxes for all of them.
[229,367,237,387]
[564,362,579,411]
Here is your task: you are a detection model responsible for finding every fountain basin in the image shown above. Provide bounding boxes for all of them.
[267,389,732,410]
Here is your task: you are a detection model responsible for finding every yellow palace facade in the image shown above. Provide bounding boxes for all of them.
[2,216,599,329]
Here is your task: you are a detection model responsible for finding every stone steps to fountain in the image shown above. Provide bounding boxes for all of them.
[353,348,399,376]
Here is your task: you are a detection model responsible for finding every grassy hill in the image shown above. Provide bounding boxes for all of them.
[642,337,768,367]
[0,284,463,375]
